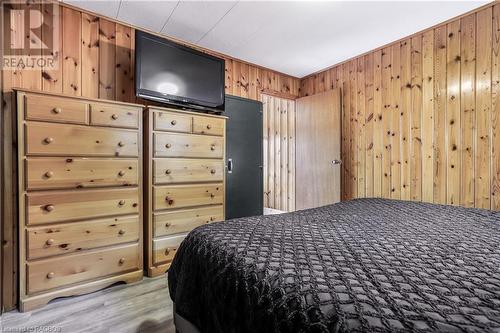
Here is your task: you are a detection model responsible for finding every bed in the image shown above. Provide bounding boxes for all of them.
[168,198,500,332]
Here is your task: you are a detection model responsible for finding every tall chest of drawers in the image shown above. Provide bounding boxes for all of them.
[144,106,227,277]
[16,89,144,311]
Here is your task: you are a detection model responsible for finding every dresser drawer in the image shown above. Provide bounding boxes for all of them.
[153,158,223,184]
[154,132,223,158]
[154,205,223,237]
[153,184,223,211]
[192,116,224,136]
[26,158,138,190]
[25,94,89,124]
[26,243,139,294]
[26,188,139,225]
[154,111,192,133]
[153,234,185,265]
[90,103,140,129]
[27,215,139,260]
[26,122,139,157]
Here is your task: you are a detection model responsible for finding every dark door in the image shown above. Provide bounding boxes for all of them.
[225,95,263,219]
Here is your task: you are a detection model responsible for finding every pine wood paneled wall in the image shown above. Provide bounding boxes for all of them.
[2,3,300,102]
[0,2,299,311]
[299,4,500,211]
[261,94,296,212]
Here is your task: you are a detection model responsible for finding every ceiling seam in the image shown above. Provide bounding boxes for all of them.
[159,1,180,33]
[115,0,122,18]
[196,1,240,45]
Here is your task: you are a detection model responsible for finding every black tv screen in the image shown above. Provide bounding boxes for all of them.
[135,31,225,112]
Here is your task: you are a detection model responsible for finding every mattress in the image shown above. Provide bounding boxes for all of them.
[168,199,500,333]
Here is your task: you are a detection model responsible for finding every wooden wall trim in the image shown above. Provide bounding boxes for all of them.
[260,88,297,100]
[300,3,500,211]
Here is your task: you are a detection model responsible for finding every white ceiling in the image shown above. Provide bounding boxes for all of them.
[63,0,491,78]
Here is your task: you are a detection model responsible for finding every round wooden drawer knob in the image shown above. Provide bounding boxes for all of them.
[165,197,174,205]
[52,107,62,114]
[210,169,216,174]
[165,143,172,149]
[118,258,125,265]
[44,137,54,144]
[118,170,125,177]
[44,171,54,178]
[46,272,55,279]
[118,200,126,206]
[210,193,215,198]
[165,169,172,175]
[165,249,170,256]
[210,145,216,151]
[118,229,125,235]
[44,204,55,212]
[171,120,177,125]
[46,239,54,245]
[118,141,125,147]
[165,222,172,228]
[111,114,119,120]
[206,124,212,130]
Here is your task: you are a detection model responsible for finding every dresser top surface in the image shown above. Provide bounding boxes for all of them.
[13,88,229,119]
[13,88,144,109]
[146,106,228,120]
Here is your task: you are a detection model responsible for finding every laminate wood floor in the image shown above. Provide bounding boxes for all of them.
[0,276,175,333]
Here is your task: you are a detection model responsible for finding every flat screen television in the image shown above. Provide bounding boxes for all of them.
[135,31,225,112]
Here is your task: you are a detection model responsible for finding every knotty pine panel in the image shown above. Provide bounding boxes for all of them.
[433,26,447,204]
[341,64,351,200]
[410,36,423,202]
[381,47,391,199]
[421,30,434,203]
[400,39,411,201]
[446,20,461,206]
[390,43,401,200]
[41,2,62,93]
[461,14,476,208]
[373,50,383,198]
[1,2,299,311]
[364,53,374,198]
[493,5,500,209]
[261,94,296,212]
[62,7,81,96]
[81,13,99,98]
[299,4,500,212]
[357,57,366,198]
[475,7,492,209]
[349,60,358,198]
[99,19,116,100]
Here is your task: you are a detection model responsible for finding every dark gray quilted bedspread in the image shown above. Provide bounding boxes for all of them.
[168,199,500,333]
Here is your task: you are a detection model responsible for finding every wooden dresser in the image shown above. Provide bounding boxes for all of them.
[144,106,226,277]
[16,89,144,311]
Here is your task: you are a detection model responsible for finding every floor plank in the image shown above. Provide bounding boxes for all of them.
[0,276,175,333]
